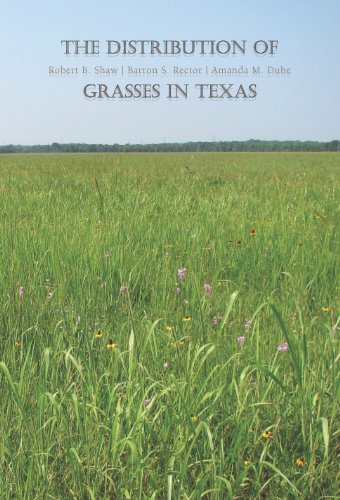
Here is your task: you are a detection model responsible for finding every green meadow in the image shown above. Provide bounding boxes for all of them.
[0,152,338,499]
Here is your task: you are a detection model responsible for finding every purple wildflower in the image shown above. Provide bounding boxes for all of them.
[178,268,186,280]
[212,315,220,326]
[144,398,151,406]
[204,283,212,296]
[176,286,181,295]
[278,342,288,352]
[237,336,245,344]
[18,286,24,298]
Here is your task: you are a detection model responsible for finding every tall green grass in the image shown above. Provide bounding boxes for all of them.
[0,152,339,498]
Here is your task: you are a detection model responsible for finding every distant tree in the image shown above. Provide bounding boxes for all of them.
[51,142,61,152]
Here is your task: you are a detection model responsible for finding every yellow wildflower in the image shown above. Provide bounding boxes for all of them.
[183,315,192,322]
[106,340,118,349]
[171,339,185,348]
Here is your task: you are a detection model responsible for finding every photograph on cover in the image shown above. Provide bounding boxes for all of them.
[0,1,339,498]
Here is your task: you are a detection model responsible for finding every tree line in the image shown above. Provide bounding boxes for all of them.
[0,140,339,154]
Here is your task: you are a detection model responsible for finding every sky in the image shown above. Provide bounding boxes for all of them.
[0,0,339,145]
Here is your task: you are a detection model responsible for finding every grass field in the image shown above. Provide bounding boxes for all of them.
[0,152,339,499]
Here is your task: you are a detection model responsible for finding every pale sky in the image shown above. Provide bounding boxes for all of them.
[0,0,339,144]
